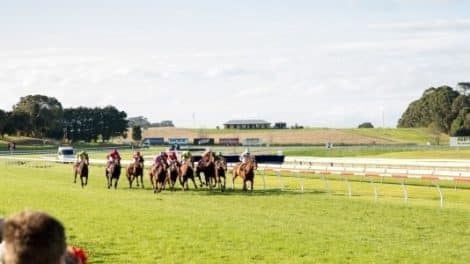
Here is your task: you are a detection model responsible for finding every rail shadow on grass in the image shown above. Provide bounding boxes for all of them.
[130,187,328,197]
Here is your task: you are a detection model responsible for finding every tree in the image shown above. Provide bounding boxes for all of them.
[132,125,142,141]
[63,106,128,143]
[457,82,470,96]
[0,109,7,138]
[128,116,150,129]
[450,107,470,136]
[12,95,63,139]
[398,86,459,133]
[358,122,374,128]
[4,111,30,136]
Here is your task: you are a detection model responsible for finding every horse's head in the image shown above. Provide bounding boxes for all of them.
[168,161,178,171]
[215,159,227,170]
[244,157,257,172]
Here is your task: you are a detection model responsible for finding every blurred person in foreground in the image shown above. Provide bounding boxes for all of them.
[0,211,87,264]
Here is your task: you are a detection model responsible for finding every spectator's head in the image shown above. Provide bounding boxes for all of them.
[0,218,4,242]
[2,211,66,264]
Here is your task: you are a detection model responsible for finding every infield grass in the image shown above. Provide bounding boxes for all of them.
[0,161,469,263]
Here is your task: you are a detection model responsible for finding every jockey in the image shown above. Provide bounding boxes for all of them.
[239,149,251,164]
[76,150,89,165]
[215,151,225,162]
[181,150,192,163]
[133,151,144,166]
[153,151,168,170]
[167,149,179,165]
[106,148,121,171]
[200,147,214,164]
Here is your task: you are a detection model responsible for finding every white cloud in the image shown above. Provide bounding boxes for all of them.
[369,19,470,32]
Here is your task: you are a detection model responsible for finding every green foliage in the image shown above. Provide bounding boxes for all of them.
[450,107,470,136]
[127,116,150,129]
[12,95,64,139]
[131,125,142,141]
[358,122,374,128]
[63,106,128,143]
[0,109,7,138]
[398,86,460,133]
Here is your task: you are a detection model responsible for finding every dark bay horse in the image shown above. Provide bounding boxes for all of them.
[166,161,179,191]
[180,159,197,190]
[196,160,217,190]
[73,160,89,188]
[106,160,121,189]
[232,157,257,191]
[150,164,167,193]
[127,159,144,188]
[215,159,227,191]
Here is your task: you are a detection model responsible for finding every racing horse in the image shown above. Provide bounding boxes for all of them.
[106,160,121,189]
[127,159,144,188]
[73,160,89,188]
[196,160,217,190]
[150,163,167,193]
[179,159,197,190]
[232,156,257,191]
[166,161,179,191]
[215,158,227,191]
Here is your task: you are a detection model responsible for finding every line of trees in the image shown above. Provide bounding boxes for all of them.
[0,95,128,142]
[398,83,470,136]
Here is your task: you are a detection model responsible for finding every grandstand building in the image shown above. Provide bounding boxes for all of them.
[223,119,271,129]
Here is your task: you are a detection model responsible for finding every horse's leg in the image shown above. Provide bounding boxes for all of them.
[80,174,84,188]
[73,164,78,183]
[195,169,203,187]
[243,179,247,191]
[232,168,238,190]
[140,173,144,188]
[127,171,132,188]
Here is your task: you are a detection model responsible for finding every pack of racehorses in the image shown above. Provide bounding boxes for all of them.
[73,154,257,193]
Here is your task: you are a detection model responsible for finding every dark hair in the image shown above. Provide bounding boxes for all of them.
[2,211,66,264]
[0,218,4,242]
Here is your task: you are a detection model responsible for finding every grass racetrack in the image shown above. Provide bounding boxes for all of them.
[1,161,470,263]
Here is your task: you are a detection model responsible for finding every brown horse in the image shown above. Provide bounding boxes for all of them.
[127,159,144,188]
[73,160,89,188]
[106,160,121,189]
[150,164,167,193]
[232,157,257,191]
[215,159,227,191]
[166,161,180,191]
[196,160,217,190]
[179,159,197,190]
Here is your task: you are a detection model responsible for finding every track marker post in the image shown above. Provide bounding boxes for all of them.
[319,170,330,194]
[341,170,352,198]
[261,168,266,192]
[367,173,379,201]
[276,168,284,191]
[422,172,444,208]
[402,179,408,203]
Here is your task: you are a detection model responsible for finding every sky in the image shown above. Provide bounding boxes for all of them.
[1,0,470,128]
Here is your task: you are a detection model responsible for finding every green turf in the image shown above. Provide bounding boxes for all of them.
[1,161,469,263]
[347,128,449,145]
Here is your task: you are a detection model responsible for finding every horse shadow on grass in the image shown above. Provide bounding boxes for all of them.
[192,188,327,197]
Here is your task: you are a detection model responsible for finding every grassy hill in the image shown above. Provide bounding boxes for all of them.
[143,127,449,145]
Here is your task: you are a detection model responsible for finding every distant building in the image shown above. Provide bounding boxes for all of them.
[273,122,287,129]
[223,119,271,129]
[149,120,175,127]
